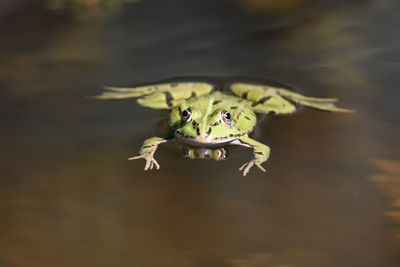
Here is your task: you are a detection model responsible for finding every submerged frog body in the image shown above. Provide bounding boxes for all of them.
[95,81,351,175]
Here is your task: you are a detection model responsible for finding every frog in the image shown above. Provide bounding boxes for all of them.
[94,80,351,176]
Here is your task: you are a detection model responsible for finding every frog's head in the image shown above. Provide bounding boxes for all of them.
[169,103,249,146]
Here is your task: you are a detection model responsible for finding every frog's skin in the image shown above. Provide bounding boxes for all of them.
[95,81,352,176]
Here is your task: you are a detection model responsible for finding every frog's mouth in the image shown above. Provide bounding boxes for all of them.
[175,134,235,148]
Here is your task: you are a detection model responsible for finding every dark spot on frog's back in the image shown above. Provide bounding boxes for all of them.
[258,96,271,104]
[252,96,271,107]
[241,91,249,99]
[213,100,222,105]
[244,115,251,120]
[165,91,174,107]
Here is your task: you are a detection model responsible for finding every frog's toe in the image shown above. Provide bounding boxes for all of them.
[128,154,145,160]
[239,160,266,176]
[149,158,160,170]
[144,157,160,171]
[239,161,253,176]
[254,162,266,172]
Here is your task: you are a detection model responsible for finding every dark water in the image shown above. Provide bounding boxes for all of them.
[1,0,400,266]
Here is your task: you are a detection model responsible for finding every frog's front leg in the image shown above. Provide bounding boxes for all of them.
[231,135,270,176]
[129,137,171,170]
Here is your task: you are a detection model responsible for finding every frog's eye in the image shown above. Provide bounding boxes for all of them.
[221,110,232,125]
[181,108,192,122]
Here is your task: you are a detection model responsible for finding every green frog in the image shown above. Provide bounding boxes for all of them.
[95,80,351,176]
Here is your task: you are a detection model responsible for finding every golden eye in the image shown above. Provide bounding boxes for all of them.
[221,110,232,124]
[181,108,192,122]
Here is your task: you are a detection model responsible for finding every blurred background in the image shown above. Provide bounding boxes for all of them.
[1,0,400,266]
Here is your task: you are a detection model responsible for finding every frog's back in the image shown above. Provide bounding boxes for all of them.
[185,91,240,111]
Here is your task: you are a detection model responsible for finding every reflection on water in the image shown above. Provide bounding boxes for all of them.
[47,0,139,20]
[1,0,400,266]
[371,160,400,246]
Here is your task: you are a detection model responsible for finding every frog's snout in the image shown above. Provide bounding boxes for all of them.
[199,126,212,140]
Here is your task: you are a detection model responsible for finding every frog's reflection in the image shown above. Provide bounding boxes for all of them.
[182,146,228,161]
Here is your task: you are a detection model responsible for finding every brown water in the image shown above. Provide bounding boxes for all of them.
[1,1,400,266]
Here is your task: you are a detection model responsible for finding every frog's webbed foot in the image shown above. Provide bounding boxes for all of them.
[239,160,266,176]
[129,154,160,170]
[129,137,169,171]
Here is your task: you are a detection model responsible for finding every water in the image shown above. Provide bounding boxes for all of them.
[1,0,400,266]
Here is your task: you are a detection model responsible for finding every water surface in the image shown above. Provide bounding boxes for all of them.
[1,1,400,266]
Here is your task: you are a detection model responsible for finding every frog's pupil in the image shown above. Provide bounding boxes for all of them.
[225,112,231,120]
[182,108,192,120]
